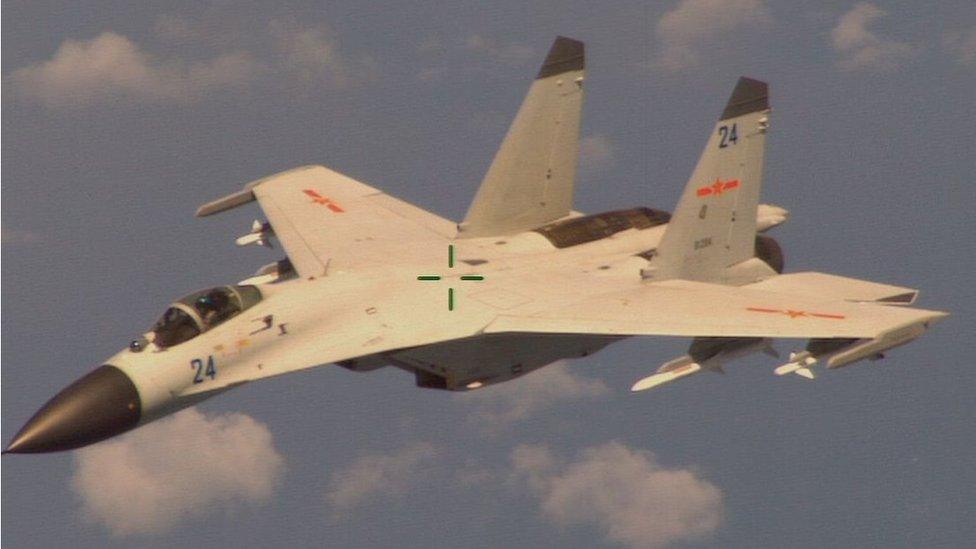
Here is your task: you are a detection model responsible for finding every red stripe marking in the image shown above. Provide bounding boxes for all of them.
[810,312,846,320]
[747,307,846,320]
[697,187,712,197]
[303,189,345,212]
[723,179,740,190]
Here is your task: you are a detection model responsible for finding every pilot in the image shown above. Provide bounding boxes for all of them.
[196,290,229,325]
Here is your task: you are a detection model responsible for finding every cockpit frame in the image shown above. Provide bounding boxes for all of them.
[149,285,263,349]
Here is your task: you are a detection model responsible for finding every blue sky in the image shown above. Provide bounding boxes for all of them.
[3,1,975,547]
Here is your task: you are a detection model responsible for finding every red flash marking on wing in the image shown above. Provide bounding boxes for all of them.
[747,307,846,320]
[302,189,344,212]
[810,312,846,320]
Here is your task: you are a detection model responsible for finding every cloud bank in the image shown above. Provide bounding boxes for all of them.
[71,408,285,536]
[9,19,372,108]
[459,361,609,427]
[9,32,259,107]
[269,19,377,88]
[513,442,723,549]
[654,0,771,70]
[831,3,915,71]
[326,442,439,515]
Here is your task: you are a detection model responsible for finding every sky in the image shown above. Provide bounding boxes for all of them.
[2,1,975,547]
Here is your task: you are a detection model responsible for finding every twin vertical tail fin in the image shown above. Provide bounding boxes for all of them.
[458,37,585,238]
[647,77,771,283]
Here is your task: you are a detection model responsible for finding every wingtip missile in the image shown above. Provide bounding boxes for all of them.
[775,315,945,380]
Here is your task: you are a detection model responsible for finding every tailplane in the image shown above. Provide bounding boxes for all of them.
[646,77,771,283]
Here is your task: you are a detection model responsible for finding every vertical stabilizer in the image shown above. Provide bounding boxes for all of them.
[649,77,771,282]
[458,36,585,238]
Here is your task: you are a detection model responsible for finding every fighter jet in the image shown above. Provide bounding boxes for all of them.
[6,37,948,454]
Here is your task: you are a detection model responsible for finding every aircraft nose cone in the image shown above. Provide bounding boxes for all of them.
[4,365,141,454]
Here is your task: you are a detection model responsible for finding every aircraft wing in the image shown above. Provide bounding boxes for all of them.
[485,278,947,340]
[197,165,456,277]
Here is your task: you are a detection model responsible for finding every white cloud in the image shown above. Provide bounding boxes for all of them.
[325,442,439,514]
[9,32,260,107]
[458,361,609,427]
[269,19,376,87]
[10,20,376,108]
[654,0,771,70]
[831,3,916,71]
[580,135,615,171]
[943,26,976,65]
[71,408,285,536]
[513,442,724,549]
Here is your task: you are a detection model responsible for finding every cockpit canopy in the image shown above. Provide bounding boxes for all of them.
[151,285,262,349]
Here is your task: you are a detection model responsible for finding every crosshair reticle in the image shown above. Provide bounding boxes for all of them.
[416,245,484,310]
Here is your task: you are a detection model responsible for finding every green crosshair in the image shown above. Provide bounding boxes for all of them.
[416,245,485,311]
